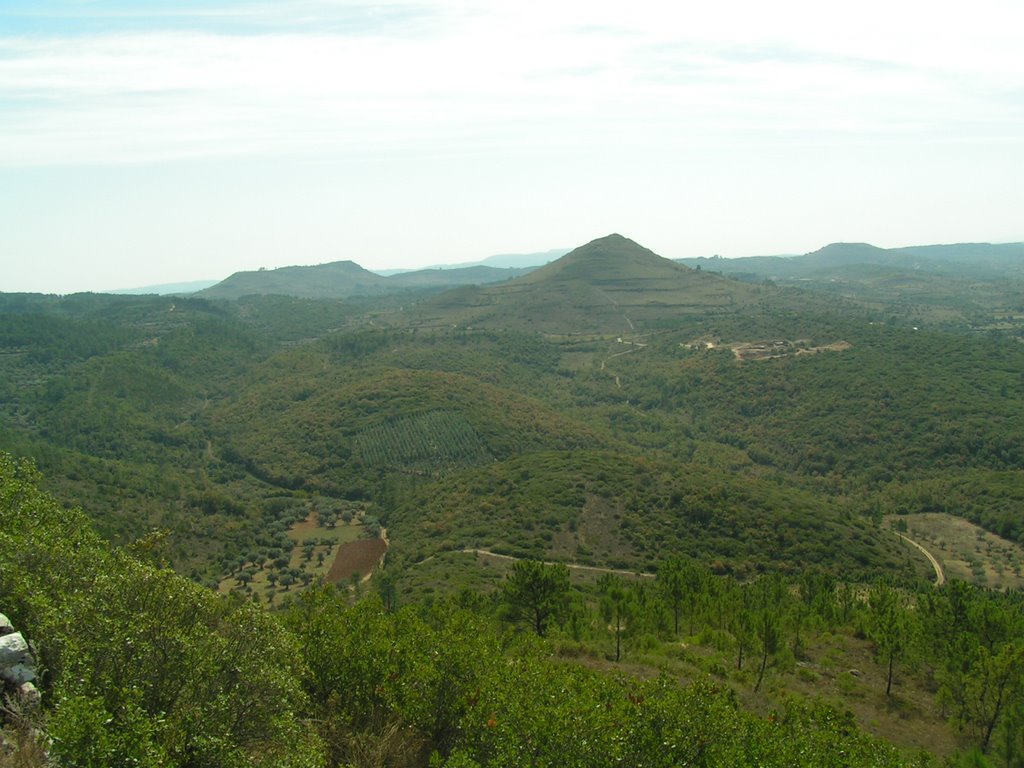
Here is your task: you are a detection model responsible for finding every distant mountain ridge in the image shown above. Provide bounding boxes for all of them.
[108,279,219,295]
[678,241,1024,280]
[198,260,533,300]
[182,239,1024,302]
[103,240,1023,298]
[379,248,569,274]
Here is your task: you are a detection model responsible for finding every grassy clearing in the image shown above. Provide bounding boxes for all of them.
[886,513,1024,590]
[287,516,363,544]
[395,550,510,604]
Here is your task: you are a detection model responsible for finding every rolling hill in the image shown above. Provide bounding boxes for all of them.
[3,233,1024,589]
[385,449,920,580]
[4,235,1024,766]
[404,234,770,334]
[679,241,1024,336]
[198,260,532,300]
[199,260,389,299]
[679,241,1024,280]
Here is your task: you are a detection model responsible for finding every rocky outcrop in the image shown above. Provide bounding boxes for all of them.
[0,613,39,707]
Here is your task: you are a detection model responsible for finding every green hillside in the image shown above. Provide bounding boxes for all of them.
[386,450,921,581]
[4,234,1024,765]
[3,242,1024,587]
[404,234,776,333]
[198,260,531,300]
[199,260,389,299]
[680,242,1024,337]
[7,453,1024,766]
[681,241,1024,280]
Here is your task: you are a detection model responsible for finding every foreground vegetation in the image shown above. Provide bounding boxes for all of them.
[4,455,1024,766]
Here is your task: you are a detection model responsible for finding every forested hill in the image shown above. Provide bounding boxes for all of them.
[3,233,1024,764]
[403,233,782,333]
[678,241,1024,337]
[678,241,1024,279]
[3,242,1023,584]
[198,260,532,299]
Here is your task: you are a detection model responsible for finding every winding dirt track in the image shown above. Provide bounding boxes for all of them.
[895,531,946,586]
[460,549,655,579]
[421,535,946,589]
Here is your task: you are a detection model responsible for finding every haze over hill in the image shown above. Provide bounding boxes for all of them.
[122,239,1024,303]
[377,248,569,274]
[197,259,534,300]
[679,241,1024,280]
[108,279,220,295]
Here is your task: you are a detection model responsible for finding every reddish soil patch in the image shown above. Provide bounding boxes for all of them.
[326,538,388,583]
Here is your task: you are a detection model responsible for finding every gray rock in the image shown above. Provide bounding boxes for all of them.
[0,633,30,667]
[0,614,12,636]
[1,663,36,685]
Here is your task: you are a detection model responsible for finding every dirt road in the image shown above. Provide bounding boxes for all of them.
[461,548,655,579]
[895,531,945,586]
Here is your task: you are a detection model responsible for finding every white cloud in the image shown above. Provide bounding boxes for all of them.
[1,0,1022,294]
[2,1,1022,167]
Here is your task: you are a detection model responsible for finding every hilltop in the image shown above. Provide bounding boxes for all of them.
[405,234,771,334]
[198,260,532,300]
[199,260,388,299]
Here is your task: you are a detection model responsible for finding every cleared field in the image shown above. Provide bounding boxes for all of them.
[326,538,388,583]
[886,513,1024,590]
[287,515,363,544]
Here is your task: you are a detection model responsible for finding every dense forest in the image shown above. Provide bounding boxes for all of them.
[2,236,1024,765]
[3,453,1024,766]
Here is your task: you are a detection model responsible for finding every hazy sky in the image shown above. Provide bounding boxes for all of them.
[2,0,1023,293]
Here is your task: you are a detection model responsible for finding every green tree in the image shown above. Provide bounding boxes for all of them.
[501,560,569,637]
[656,557,686,637]
[867,582,910,697]
[657,558,706,637]
[598,575,636,662]
[728,583,755,671]
[377,570,397,612]
[958,641,1024,754]
[752,575,787,693]
[754,608,780,693]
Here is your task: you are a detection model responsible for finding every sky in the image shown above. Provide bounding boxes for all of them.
[2,1,1023,294]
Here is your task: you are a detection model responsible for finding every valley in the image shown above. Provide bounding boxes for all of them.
[2,234,1024,766]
